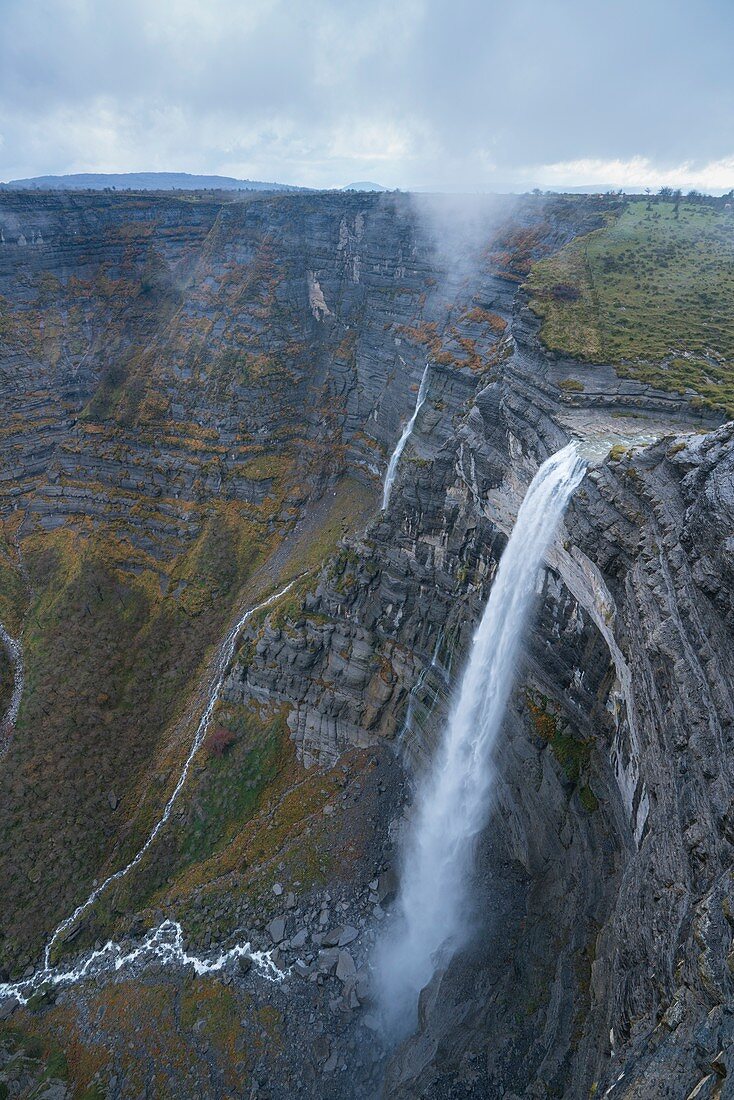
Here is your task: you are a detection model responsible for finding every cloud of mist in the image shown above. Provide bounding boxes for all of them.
[410,192,517,277]
[1,0,733,189]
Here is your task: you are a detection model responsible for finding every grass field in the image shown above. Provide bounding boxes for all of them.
[525,200,734,415]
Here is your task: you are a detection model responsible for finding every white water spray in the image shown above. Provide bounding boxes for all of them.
[375,444,586,1034]
[382,364,430,510]
[0,579,297,1004]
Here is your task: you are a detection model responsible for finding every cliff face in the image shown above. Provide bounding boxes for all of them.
[368,417,734,1100]
[230,355,734,1098]
[223,217,733,1096]
[0,187,447,966]
[1,189,732,1099]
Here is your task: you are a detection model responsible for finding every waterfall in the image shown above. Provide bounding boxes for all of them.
[375,444,586,1035]
[382,364,430,510]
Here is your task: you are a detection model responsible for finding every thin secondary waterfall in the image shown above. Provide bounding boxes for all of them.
[44,575,299,969]
[382,364,430,510]
[0,579,297,1005]
[375,444,586,1035]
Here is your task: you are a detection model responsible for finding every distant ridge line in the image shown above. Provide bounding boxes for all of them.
[0,171,305,192]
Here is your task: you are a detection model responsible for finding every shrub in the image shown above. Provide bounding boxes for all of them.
[204,725,237,758]
[551,283,581,302]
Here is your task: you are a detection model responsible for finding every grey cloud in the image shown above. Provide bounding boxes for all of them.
[0,0,732,188]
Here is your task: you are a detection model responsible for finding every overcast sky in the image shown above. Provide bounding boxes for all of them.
[1,0,733,191]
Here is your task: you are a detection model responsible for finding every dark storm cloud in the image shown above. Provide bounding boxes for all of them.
[0,0,732,189]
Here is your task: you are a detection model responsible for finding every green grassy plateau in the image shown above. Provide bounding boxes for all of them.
[525,200,734,416]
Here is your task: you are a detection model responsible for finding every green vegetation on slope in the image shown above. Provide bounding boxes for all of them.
[0,503,273,974]
[526,200,734,416]
[526,691,598,812]
[33,474,377,959]
[0,1027,71,1098]
[163,701,286,874]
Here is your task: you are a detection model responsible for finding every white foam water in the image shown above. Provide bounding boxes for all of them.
[382,364,430,510]
[1,920,287,1006]
[375,444,586,1035]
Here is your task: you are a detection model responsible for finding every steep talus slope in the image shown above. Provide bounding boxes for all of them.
[1,190,732,1099]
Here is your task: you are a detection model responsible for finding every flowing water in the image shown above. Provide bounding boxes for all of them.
[382,364,430,510]
[0,579,298,1004]
[1,921,286,1006]
[375,444,586,1035]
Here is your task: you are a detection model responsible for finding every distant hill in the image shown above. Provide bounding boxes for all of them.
[0,171,302,192]
[342,181,388,192]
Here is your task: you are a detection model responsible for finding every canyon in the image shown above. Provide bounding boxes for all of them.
[0,187,732,1099]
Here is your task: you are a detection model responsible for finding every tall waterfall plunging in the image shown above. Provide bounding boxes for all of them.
[375,444,586,1035]
[382,364,430,510]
